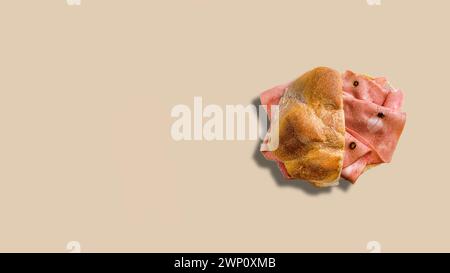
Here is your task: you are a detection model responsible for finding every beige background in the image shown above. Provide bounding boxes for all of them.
[0,0,448,253]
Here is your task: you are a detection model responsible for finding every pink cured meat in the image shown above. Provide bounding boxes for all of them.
[260,84,289,118]
[340,71,406,182]
[260,71,406,184]
[260,84,293,179]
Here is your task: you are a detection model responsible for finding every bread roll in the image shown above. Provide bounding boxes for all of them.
[269,67,345,187]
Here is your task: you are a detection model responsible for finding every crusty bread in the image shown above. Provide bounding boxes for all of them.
[272,67,345,187]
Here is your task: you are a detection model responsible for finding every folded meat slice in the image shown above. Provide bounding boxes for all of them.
[260,84,289,118]
[343,94,406,163]
[261,67,345,187]
[342,70,390,105]
[340,71,406,182]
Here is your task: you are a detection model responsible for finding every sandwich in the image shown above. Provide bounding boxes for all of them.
[260,67,406,187]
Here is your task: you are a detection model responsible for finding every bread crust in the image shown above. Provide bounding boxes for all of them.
[272,67,345,186]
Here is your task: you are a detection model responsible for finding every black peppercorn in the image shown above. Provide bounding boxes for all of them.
[377,112,385,118]
[349,142,357,150]
[353,81,359,87]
